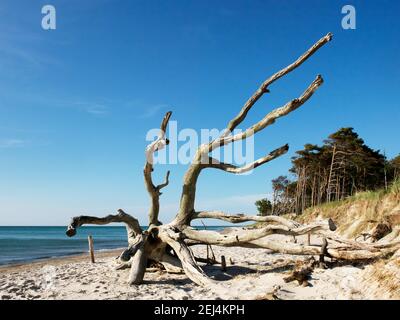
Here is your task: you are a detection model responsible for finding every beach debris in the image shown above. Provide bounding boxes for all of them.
[255,285,281,300]
[283,257,317,287]
[318,237,329,269]
[88,235,95,264]
[220,256,226,272]
[64,32,399,287]
[355,233,372,242]
[371,223,392,242]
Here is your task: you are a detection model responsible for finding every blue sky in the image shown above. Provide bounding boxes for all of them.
[0,0,399,225]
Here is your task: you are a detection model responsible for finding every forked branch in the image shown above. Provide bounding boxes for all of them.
[225,32,332,133]
[175,34,331,226]
[210,75,324,150]
[64,33,400,288]
[144,111,172,226]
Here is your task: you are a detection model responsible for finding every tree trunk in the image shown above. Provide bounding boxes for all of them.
[65,33,399,287]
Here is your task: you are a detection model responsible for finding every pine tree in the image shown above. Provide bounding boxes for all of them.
[257,127,391,215]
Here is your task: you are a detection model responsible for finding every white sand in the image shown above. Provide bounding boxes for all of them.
[0,234,397,300]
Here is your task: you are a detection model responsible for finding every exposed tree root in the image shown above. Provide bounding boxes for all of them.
[65,33,400,287]
[284,257,317,287]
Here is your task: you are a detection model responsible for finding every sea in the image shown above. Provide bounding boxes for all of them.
[0,226,224,266]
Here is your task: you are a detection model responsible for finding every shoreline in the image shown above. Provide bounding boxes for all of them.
[0,249,123,274]
[1,237,397,300]
[0,225,236,268]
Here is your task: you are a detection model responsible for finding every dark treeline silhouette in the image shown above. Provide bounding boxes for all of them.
[256,127,400,216]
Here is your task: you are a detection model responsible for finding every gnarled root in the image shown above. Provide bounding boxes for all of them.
[128,234,148,285]
[284,257,317,287]
[158,226,217,286]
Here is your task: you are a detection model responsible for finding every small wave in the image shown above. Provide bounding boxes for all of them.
[96,247,125,252]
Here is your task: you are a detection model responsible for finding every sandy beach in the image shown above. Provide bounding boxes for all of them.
[1,234,397,300]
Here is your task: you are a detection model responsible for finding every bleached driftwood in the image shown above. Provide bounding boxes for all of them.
[66,33,400,286]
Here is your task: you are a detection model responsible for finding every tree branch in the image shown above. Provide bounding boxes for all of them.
[182,221,335,246]
[159,252,183,274]
[157,170,170,191]
[159,227,217,286]
[184,230,398,260]
[225,32,332,133]
[118,235,146,262]
[174,34,332,227]
[128,233,148,285]
[144,111,172,226]
[211,75,324,150]
[66,209,142,244]
[193,210,302,228]
[206,144,289,174]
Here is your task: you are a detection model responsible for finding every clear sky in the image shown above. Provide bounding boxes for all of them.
[0,0,399,225]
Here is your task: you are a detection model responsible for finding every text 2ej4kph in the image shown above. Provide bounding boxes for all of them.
[154,304,245,318]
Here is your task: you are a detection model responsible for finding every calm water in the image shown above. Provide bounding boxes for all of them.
[0,226,224,266]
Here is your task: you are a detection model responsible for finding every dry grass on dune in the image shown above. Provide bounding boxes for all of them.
[293,179,400,299]
[361,254,400,299]
[297,179,400,238]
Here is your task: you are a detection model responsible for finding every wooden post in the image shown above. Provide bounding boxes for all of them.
[319,237,328,268]
[307,233,311,246]
[221,255,226,272]
[88,235,95,263]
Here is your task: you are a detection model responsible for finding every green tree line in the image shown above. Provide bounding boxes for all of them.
[256,127,400,216]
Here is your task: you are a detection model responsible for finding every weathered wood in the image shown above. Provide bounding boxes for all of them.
[207,144,289,174]
[185,231,399,261]
[118,236,143,262]
[66,209,141,245]
[159,252,183,274]
[224,33,332,134]
[144,111,172,227]
[371,223,392,242]
[319,237,328,267]
[211,75,324,150]
[195,256,218,265]
[64,33,400,288]
[88,235,95,263]
[193,211,301,228]
[284,257,316,286]
[182,220,336,246]
[128,234,148,285]
[159,227,217,286]
[221,256,226,272]
[174,35,332,226]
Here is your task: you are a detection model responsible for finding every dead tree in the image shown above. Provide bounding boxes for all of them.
[65,33,400,286]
